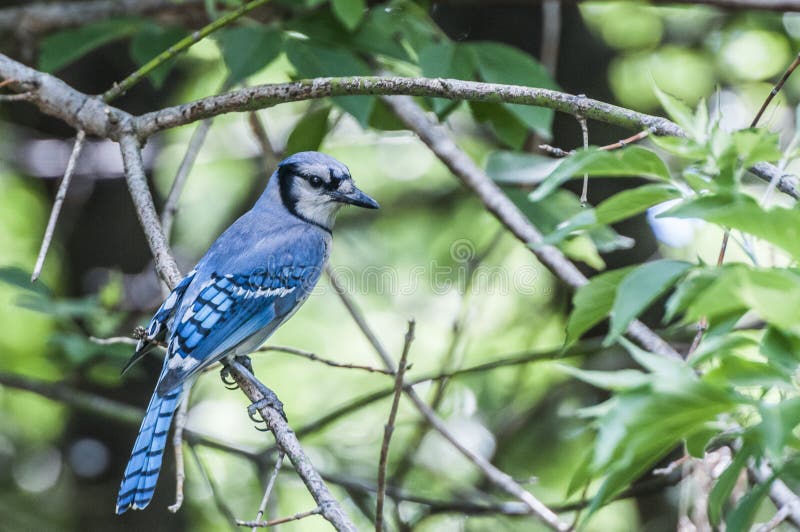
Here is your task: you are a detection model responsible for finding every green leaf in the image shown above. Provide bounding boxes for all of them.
[469,101,528,149]
[559,365,651,391]
[331,0,366,31]
[726,480,771,532]
[654,86,698,140]
[485,151,561,185]
[531,146,671,201]
[665,269,717,323]
[681,265,800,335]
[130,24,188,88]
[708,444,752,526]
[218,27,284,84]
[704,356,792,390]
[587,379,734,514]
[285,39,373,126]
[350,2,438,61]
[419,41,475,115]
[650,135,708,160]
[662,193,800,262]
[755,398,800,460]
[685,425,718,458]
[39,18,144,72]
[606,260,692,346]
[596,184,681,225]
[565,267,634,346]
[732,129,782,167]
[0,266,52,297]
[285,105,331,154]
[468,42,557,139]
[760,327,800,375]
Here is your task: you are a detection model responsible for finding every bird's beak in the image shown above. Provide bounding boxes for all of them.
[330,186,380,209]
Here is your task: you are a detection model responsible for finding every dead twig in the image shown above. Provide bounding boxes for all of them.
[375,319,415,532]
[236,507,322,528]
[31,130,85,282]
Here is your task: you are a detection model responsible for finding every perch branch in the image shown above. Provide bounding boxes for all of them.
[0,52,794,198]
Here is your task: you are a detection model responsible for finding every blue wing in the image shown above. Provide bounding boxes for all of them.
[155,263,320,394]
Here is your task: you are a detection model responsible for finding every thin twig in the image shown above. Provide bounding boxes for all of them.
[89,335,138,345]
[259,345,394,375]
[326,268,571,531]
[31,130,85,282]
[376,319,415,532]
[162,119,213,240]
[237,507,322,528]
[577,115,589,205]
[250,452,284,532]
[0,77,15,89]
[168,388,190,513]
[101,0,272,102]
[539,130,651,159]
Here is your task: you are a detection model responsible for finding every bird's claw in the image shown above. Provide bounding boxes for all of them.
[247,387,288,428]
[219,365,239,390]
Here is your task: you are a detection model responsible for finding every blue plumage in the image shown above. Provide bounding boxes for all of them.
[116,152,378,514]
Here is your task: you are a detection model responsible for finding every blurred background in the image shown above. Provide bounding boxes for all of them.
[0,1,797,530]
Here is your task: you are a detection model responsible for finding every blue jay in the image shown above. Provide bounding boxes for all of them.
[116,151,379,514]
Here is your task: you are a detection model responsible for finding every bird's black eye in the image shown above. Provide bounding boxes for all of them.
[308,175,323,188]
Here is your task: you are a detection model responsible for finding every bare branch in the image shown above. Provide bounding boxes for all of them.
[250,452,284,532]
[31,130,86,282]
[0,51,794,198]
[375,320,415,532]
[168,392,190,513]
[162,119,213,240]
[749,461,800,529]
[259,345,394,375]
[119,132,183,286]
[326,268,570,531]
[383,95,681,360]
[237,507,322,528]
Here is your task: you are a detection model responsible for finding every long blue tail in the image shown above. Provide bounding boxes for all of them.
[116,381,182,514]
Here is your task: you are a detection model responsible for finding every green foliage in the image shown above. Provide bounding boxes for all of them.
[39,18,144,72]
[606,260,691,345]
[218,26,283,84]
[130,24,189,88]
[285,105,332,153]
[531,146,671,201]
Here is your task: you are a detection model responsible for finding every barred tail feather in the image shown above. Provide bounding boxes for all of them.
[116,387,181,514]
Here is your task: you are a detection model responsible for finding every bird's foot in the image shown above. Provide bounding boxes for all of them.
[247,385,287,430]
[220,355,255,389]
[219,364,239,390]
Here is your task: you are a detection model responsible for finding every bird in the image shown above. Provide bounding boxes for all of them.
[115,151,379,514]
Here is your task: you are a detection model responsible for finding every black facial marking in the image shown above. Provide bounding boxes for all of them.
[275,162,332,234]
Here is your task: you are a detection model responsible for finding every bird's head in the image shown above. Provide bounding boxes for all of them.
[275,151,379,231]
